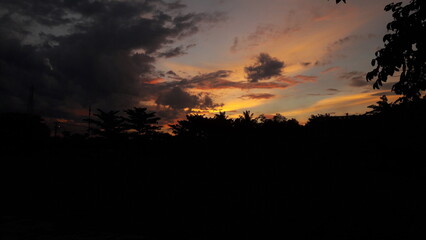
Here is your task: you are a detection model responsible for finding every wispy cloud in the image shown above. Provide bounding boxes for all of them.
[230,24,300,53]
[281,91,395,121]
[240,93,276,100]
[340,71,369,87]
[321,67,340,74]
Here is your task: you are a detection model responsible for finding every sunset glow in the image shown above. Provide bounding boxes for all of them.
[0,0,408,126]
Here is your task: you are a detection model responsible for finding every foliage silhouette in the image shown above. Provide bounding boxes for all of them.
[3,98,426,240]
[170,110,302,142]
[0,112,50,142]
[234,110,258,130]
[170,114,210,138]
[123,107,160,137]
[366,0,426,100]
[367,95,392,115]
[83,109,125,139]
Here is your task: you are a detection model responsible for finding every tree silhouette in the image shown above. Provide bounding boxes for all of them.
[169,114,210,138]
[367,95,392,115]
[234,110,258,129]
[123,107,160,137]
[366,0,426,100]
[84,109,124,139]
[170,112,235,139]
[0,112,50,142]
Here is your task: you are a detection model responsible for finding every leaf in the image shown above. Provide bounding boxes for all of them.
[384,3,394,12]
[383,34,393,43]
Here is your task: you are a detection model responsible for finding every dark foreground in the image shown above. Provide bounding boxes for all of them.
[2,107,426,240]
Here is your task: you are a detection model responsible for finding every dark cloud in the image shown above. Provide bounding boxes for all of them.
[164,0,187,10]
[371,91,398,97]
[350,76,369,87]
[327,88,340,92]
[245,53,285,83]
[381,82,397,91]
[340,71,369,87]
[155,87,200,109]
[230,37,239,53]
[155,87,222,110]
[331,34,376,48]
[164,70,294,90]
[240,93,276,100]
[0,0,222,121]
[158,43,196,58]
[183,70,233,88]
[307,88,339,96]
[158,46,188,58]
[167,70,179,77]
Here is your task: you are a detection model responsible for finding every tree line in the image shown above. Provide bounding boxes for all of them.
[75,94,426,141]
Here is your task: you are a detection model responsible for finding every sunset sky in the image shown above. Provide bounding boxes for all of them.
[0,0,408,129]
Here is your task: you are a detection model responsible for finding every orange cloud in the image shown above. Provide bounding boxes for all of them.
[293,75,318,82]
[320,66,340,74]
[146,78,166,85]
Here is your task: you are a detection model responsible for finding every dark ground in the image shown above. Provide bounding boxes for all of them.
[2,108,426,240]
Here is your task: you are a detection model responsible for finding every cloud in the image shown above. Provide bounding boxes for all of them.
[158,44,196,58]
[307,88,339,96]
[331,35,361,47]
[245,53,285,83]
[316,34,378,66]
[320,67,340,74]
[230,24,299,53]
[0,0,222,121]
[142,64,315,119]
[166,70,295,90]
[282,92,391,119]
[155,87,222,110]
[240,93,276,100]
[327,88,340,92]
[155,87,200,109]
[331,34,376,48]
[146,78,166,85]
[158,46,188,58]
[340,71,369,87]
[230,37,239,53]
[163,0,187,10]
[167,70,178,76]
[293,75,318,82]
[276,74,318,85]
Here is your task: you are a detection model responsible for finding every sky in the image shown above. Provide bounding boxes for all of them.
[0,0,409,130]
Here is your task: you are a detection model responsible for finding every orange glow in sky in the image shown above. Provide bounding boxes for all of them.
[153,0,405,123]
